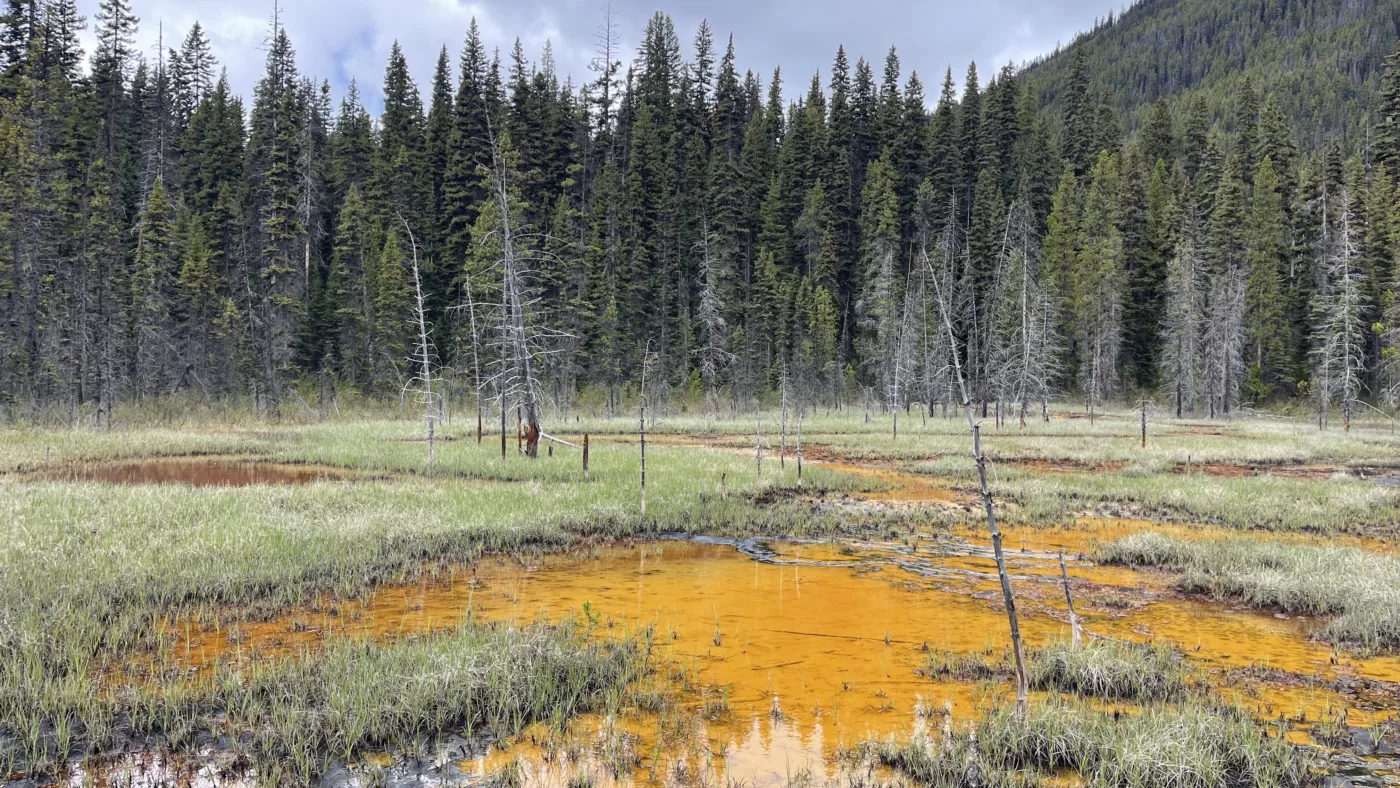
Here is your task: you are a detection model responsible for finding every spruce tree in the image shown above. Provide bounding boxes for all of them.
[1074,151,1123,415]
[856,155,901,407]
[130,176,173,398]
[1379,40,1400,178]
[1245,157,1288,399]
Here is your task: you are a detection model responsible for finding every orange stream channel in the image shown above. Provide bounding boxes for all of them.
[116,461,1400,786]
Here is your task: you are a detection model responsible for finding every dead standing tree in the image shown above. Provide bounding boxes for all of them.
[398,213,439,463]
[694,216,735,421]
[1311,182,1367,432]
[989,201,1061,428]
[922,237,1031,718]
[478,120,573,459]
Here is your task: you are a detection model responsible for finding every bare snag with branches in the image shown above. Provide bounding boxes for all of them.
[921,239,1030,718]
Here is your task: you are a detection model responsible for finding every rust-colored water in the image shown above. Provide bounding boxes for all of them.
[42,459,359,487]
[140,532,1399,782]
[818,461,964,505]
[103,456,1400,786]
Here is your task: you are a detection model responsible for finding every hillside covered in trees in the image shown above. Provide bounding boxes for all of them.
[1,0,1400,427]
[1025,0,1400,147]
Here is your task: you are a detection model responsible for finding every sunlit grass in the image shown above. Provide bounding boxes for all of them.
[922,640,1192,703]
[0,421,864,778]
[875,697,1306,788]
[1100,532,1400,652]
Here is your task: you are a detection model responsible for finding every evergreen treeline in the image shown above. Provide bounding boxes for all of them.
[2,0,1400,426]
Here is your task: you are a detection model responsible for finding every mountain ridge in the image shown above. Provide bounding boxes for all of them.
[1023,0,1399,148]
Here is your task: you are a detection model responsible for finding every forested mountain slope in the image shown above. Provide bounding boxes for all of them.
[1025,0,1399,147]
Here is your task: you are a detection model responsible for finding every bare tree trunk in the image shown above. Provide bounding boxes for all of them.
[924,246,1030,718]
[485,117,542,458]
[400,214,435,465]
[1139,399,1147,449]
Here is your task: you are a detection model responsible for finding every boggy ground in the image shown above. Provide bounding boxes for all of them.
[4,408,1400,787]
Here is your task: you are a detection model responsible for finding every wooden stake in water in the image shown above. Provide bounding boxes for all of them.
[1059,550,1082,646]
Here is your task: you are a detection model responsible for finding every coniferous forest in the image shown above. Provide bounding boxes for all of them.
[4,0,1400,429]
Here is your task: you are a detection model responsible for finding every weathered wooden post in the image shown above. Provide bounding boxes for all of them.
[1059,550,1081,646]
[796,412,804,487]
[1140,399,1148,449]
[583,434,590,479]
[755,419,762,478]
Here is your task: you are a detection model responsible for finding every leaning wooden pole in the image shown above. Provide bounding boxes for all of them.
[1059,550,1082,646]
[923,245,1030,718]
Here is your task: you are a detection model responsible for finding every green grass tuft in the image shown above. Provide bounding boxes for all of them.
[876,697,1307,788]
[1100,532,1400,652]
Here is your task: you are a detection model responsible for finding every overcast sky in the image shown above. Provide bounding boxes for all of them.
[78,0,1123,112]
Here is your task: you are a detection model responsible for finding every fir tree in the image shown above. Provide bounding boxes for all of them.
[1244,156,1288,399]
[1074,151,1123,416]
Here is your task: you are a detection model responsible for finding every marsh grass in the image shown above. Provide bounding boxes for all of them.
[0,422,883,779]
[1099,532,1400,652]
[216,622,645,783]
[991,466,1400,534]
[1028,640,1190,702]
[2,409,1387,782]
[922,640,1192,703]
[875,697,1307,788]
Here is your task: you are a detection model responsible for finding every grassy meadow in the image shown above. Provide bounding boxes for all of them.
[2,403,1396,785]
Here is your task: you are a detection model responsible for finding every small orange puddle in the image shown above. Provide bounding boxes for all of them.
[40,459,361,486]
[818,461,963,505]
